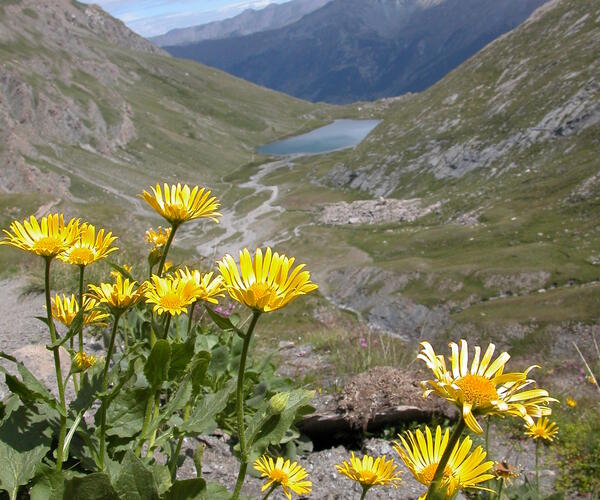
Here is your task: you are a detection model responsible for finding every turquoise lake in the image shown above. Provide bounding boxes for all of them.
[258,119,381,156]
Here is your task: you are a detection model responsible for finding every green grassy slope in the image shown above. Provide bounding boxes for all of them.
[230,0,600,358]
[0,0,339,267]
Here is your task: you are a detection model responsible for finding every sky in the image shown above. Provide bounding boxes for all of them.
[80,1,291,38]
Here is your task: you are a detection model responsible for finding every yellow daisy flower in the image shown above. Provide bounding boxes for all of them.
[58,223,117,266]
[565,397,577,408]
[140,183,221,225]
[525,417,558,442]
[253,455,312,500]
[145,226,171,247]
[51,293,109,327]
[336,452,402,489]
[87,274,146,313]
[393,425,494,498]
[72,351,97,372]
[418,340,556,433]
[1,213,79,258]
[177,267,225,305]
[217,247,318,312]
[144,274,195,316]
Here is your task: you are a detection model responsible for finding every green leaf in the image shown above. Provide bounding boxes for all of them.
[63,473,119,499]
[105,387,150,439]
[205,306,237,332]
[29,467,66,500]
[247,389,315,454]
[0,359,64,416]
[204,482,231,500]
[113,451,160,500]
[144,340,171,388]
[190,351,211,393]
[179,381,236,435]
[163,478,206,499]
[207,346,229,376]
[70,363,103,414]
[0,440,50,500]
[150,464,172,496]
[168,340,195,380]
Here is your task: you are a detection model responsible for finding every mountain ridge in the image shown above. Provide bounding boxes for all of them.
[165,0,548,103]
[150,0,331,46]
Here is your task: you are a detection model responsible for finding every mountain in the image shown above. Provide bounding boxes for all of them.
[201,0,599,353]
[164,0,548,103]
[150,0,331,46]
[0,0,334,257]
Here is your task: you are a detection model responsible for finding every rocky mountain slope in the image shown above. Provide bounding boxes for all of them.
[150,0,331,46]
[0,0,334,259]
[211,0,599,362]
[164,0,547,103]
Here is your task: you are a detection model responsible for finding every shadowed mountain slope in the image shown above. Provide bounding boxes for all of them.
[165,0,547,103]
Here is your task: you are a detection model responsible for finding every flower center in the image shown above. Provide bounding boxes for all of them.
[250,282,276,300]
[455,374,498,407]
[159,293,184,311]
[33,236,63,256]
[68,247,95,265]
[360,470,378,485]
[421,463,452,484]
[271,469,289,485]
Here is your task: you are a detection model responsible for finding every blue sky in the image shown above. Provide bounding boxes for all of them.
[81,1,291,37]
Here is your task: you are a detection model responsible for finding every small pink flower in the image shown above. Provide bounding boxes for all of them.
[360,337,367,348]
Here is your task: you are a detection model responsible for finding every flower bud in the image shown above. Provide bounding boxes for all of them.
[269,392,290,414]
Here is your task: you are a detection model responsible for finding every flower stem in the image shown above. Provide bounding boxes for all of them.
[76,265,85,391]
[360,485,371,500]
[535,439,540,498]
[156,223,178,277]
[187,301,197,337]
[170,404,191,480]
[231,310,261,500]
[426,416,466,499]
[99,311,122,470]
[497,477,504,499]
[45,258,67,471]
[261,483,278,500]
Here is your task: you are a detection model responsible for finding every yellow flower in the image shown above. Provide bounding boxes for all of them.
[145,226,171,247]
[1,213,79,258]
[418,340,557,433]
[217,247,318,312]
[253,455,312,500]
[58,223,117,266]
[72,351,97,372]
[565,397,577,408]
[336,453,402,489]
[393,425,494,497]
[141,183,221,225]
[525,417,558,442]
[87,274,146,313]
[177,267,224,305]
[144,274,195,316]
[51,293,109,327]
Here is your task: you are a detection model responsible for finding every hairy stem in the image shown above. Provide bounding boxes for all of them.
[170,404,191,480]
[231,310,261,500]
[75,265,85,391]
[261,483,278,500]
[99,311,122,470]
[426,416,466,499]
[45,258,67,471]
[156,223,178,277]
